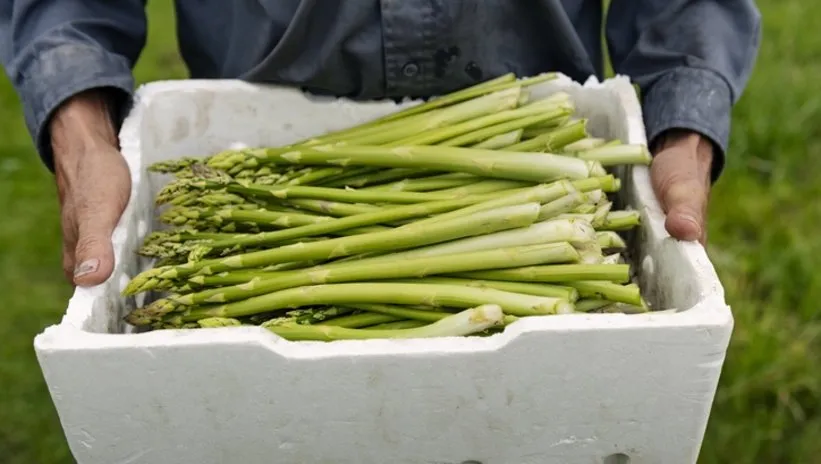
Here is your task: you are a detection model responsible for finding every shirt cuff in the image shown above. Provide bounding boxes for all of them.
[13,42,135,171]
[640,67,733,182]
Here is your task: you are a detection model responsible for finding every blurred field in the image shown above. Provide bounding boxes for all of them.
[0,1,818,463]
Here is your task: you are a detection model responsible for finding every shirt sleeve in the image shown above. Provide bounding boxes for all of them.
[605,0,762,181]
[0,1,147,170]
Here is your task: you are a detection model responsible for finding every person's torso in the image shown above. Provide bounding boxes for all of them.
[173,0,604,99]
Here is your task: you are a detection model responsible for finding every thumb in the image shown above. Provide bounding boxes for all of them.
[73,221,117,287]
[651,148,710,244]
[661,177,706,243]
[71,157,131,287]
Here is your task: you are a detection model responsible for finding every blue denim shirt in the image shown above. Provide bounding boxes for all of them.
[1,0,760,179]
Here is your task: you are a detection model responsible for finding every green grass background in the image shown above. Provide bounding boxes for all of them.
[1,1,818,462]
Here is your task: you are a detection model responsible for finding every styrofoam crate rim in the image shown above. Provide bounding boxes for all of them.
[37,74,731,355]
[36,293,730,356]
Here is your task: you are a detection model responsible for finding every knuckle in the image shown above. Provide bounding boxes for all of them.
[75,234,107,255]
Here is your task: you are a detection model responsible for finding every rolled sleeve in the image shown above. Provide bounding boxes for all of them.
[0,1,147,170]
[641,67,732,180]
[605,0,762,181]
[17,41,136,170]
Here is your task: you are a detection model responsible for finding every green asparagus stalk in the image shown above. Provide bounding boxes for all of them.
[393,100,571,147]
[317,313,400,328]
[562,138,608,154]
[433,179,532,196]
[197,317,243,328]
[285,167,349,185]
[520,117,571,138]
[451,263,631,283]
[168,243,579,307]
[363,320,429,330]
[573,299,613,312]
[365,173,479,192]
[282,199,380,217]
[260,304,506,341]
[558,210,641,231]
[504,119,588,152]
[408,180,573,227]
[472,129,523,149]
[564,281,642,306]
[334,73,556,136]
[207,144,602,183]
[366,74,517,122]
[596,301,650,314]
[386,277,579,301]
[410,175,617,228]
[332,87,524,146]
[342,303,453,323]
[536,192,588,221]
[362,218,594,264]
[321,168,422,189]
[123,203,542,294]
[221,182,467,205]
[288,307,355,324]
[187,188,543,254]
[173,283,572,323]
[573,143,652,165]
[596,231,627,250]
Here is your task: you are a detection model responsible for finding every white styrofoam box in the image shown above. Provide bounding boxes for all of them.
[34,75,732,464]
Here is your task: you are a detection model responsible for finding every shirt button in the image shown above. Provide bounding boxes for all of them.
[402,61,420,77]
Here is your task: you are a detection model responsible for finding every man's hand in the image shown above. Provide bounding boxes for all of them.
[50,89,131,287]
[650,129,714,245]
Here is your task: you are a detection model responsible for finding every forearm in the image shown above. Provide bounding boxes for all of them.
[605,0,762,180]
[0,1,147,170]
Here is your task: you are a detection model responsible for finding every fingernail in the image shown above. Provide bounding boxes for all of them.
[678,213,703,236]
[74,259,100,278]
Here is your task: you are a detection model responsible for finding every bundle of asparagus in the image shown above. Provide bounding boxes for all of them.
[123,72,653,341]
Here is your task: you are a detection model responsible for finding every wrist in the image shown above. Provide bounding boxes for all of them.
[50,88,120,165]
[652,129,714,163]
[652,129,714,186]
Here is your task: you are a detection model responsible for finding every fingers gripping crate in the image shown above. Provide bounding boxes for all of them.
[34,75,732,464]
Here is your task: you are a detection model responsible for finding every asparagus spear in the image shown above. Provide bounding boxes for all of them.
[260,304,506,341]
[408,175,616,228]
[326,87,524,146]
[358,218,595,264]
[564,281,643,306]
[166,242,579,307]
[573,144,652,165]
[342,303,453,323]
[562,138,608,154]
[362,320,429,330]
[596,231,627,250]
[317,313,400,328]
[170,282,573,323]
[123,203,542,294]
[365,173,479,192]
[472,129,524,149]
[160,180,472,206]
[185,187,542,254]
[558,210,641,231]
[451,263,631,283]
[206,144,603,183]
[385,277,579,301]
[283,199,380,216]
[365,73,554,124]
[504,118,588,152]
[392,98,572,146]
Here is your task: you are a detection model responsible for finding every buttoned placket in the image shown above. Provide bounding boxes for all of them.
[379,0,441,97]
